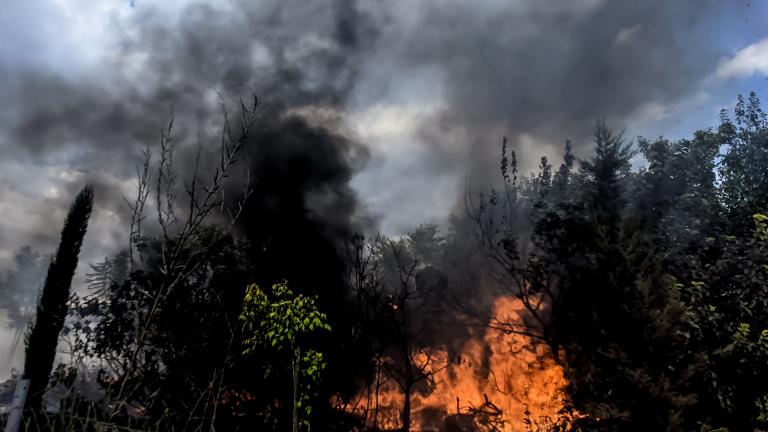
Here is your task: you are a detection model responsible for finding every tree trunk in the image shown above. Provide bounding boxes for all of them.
[372,360,381,430]
[7,327,23,369]
[401,383,411,432]
[292,345,300,432]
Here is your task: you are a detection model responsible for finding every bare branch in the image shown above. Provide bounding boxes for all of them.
[112,95,258,414]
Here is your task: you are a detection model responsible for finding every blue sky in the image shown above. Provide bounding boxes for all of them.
[626,1,768,140]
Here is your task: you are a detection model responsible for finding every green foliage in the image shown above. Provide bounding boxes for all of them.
[470,95,768,431]
[754,213,768,242]
[239,282,332,431]
[66,228,255,429]
[240,283,332,353]
[718,92,768,231]
[526,124,700,432]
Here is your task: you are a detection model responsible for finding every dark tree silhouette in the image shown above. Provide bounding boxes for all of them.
[23,185,94,411]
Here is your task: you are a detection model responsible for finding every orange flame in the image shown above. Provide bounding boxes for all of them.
[339,295,572,431]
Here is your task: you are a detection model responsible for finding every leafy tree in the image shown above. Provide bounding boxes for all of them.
[675,212,768,430]
[24,185,94,411]
[62,97,257,429]
[718,91,768,233]
[468,122,709,431]
[0,246,46,368]
[530,125,701,431]
[239,282,331,432]
[464,94,768,431]
[69,228,254,428]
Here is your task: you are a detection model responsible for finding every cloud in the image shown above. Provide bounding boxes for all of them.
[629,101,669,124]
[613,24,643,47]
[716,37,768,80]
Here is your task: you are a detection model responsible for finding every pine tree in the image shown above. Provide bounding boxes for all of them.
[23,185,94,411]
[529,124,701,431]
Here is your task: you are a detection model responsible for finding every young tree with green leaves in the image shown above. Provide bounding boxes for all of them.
[239,282,331,432]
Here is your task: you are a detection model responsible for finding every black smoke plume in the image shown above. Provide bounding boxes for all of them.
[2,0,376,252]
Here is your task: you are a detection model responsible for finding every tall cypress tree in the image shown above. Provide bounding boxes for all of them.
[23,185,94,411]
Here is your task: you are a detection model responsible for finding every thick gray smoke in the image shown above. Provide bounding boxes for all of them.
[404,0,722,172]
[0,0,751,240]
[0,0,378,378]
[4,0,376,218]
[349,0,743,229]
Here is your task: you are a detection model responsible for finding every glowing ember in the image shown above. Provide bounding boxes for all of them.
[340,295,572,431]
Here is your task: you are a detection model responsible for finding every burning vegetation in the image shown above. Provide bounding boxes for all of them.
[342,295,571,432]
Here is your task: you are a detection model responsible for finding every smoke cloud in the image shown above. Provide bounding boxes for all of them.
[348,0,741,230]
[0,0,378,377]
[0,0,751,243]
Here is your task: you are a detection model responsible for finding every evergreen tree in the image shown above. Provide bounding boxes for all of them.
[23,185,94,411]
[525,124,702,431]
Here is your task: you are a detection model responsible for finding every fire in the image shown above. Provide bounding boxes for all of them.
[340,295,572,431]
